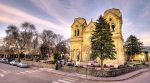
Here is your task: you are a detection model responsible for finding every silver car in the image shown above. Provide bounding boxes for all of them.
[17,62,29,68]
[10,60,19,66]
[0,58,6,63]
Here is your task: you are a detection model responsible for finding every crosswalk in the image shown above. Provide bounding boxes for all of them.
[0,68,45,77]
[0,68,85,83]
[0,73,4,77]
[0,68,54,78]
[0,69,7,77]
[52,77,79,83]
[16,69,41,75]
[0,68,81,83]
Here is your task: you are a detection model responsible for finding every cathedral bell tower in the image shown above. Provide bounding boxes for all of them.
[70,17,87,61]
[104,8,125,65]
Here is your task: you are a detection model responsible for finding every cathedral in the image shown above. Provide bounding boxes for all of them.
[70,8,125,65]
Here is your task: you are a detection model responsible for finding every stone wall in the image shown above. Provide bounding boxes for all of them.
[24,60,148,77]
[61,65,148,77]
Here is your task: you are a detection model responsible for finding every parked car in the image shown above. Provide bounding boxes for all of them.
[0,58,3,62]
[17,62,29,68]
[10,60,19,66]
[4,58,14,64]
[0,58,7,63]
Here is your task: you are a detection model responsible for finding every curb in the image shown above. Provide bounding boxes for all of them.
[25,61,150,82]
[40,68,150,82]
[88,69,150,82]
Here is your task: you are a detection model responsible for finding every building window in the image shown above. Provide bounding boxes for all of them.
[76,25,78,27]
[109,18,112,21]
[74,30,76,36]
[111,23,115,32]
[77,29,80,36]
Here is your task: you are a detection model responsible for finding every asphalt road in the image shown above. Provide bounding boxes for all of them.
[0,62,150,83]
[0,62,91,83]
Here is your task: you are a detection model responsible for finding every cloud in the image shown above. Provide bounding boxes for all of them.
[29,0,77,27]
[0,0,149,42]
[138,33,150,46]
[0,3,71,38]
[140,3,150,21]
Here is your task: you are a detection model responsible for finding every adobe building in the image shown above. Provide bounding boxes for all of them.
[70,8,125,65]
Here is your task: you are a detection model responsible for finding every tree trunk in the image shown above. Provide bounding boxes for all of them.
[18,54,21,62]
[101,59,104,70]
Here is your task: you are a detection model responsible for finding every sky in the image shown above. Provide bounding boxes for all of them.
[0,0,150,46]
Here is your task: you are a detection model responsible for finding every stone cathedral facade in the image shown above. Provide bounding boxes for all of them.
[70,8,125,65]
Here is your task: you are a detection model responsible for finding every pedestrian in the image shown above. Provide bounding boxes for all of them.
[55,53,62,70]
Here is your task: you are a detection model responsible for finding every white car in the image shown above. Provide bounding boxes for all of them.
[10,60,19,66]
[17,62,29,68]
[0,58,6,63]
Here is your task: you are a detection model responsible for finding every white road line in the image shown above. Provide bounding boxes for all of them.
[17,70,41,74]
[52,81,60,83]
[0,74,4,77]
[63,78,75,82]
[58,79,71,83]
[0,69,7,73]
[39,68,53,72]
[17,71,26,74]
[66,77,78,81]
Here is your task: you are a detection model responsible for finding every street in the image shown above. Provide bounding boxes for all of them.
[0,63,150,83]
[0,63,91,83]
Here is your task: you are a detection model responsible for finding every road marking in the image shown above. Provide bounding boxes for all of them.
[0,74,4,77]
[0,69,7,73]
[17,71,26,74]
[63,78,75,82]
[58,79,71,83]
[39,68,53,72]
[16,70,41,75]
[66,77,78,81]
[52,81,60,83]
[52,77,78,83]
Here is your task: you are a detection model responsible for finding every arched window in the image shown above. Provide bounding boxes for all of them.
[111,23,115,32]
[77,29,80,36]
[109,18,112,21]
[74,30,76,36]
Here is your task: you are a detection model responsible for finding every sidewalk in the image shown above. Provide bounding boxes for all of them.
[40,67,150,81]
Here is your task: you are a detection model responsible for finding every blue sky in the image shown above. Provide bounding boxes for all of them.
[0,0,150,46]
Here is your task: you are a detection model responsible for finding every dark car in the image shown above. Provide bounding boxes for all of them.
[4,58,14,64]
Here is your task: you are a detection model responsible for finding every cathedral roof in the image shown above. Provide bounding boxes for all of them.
[104,8,122,23]
[104,8,121,17]
[74,17,86,24]
[87,18,96,26]
[71,17,87,28]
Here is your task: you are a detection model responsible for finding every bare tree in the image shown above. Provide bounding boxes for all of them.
[5,25,20,60]
[21,22,37,58]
